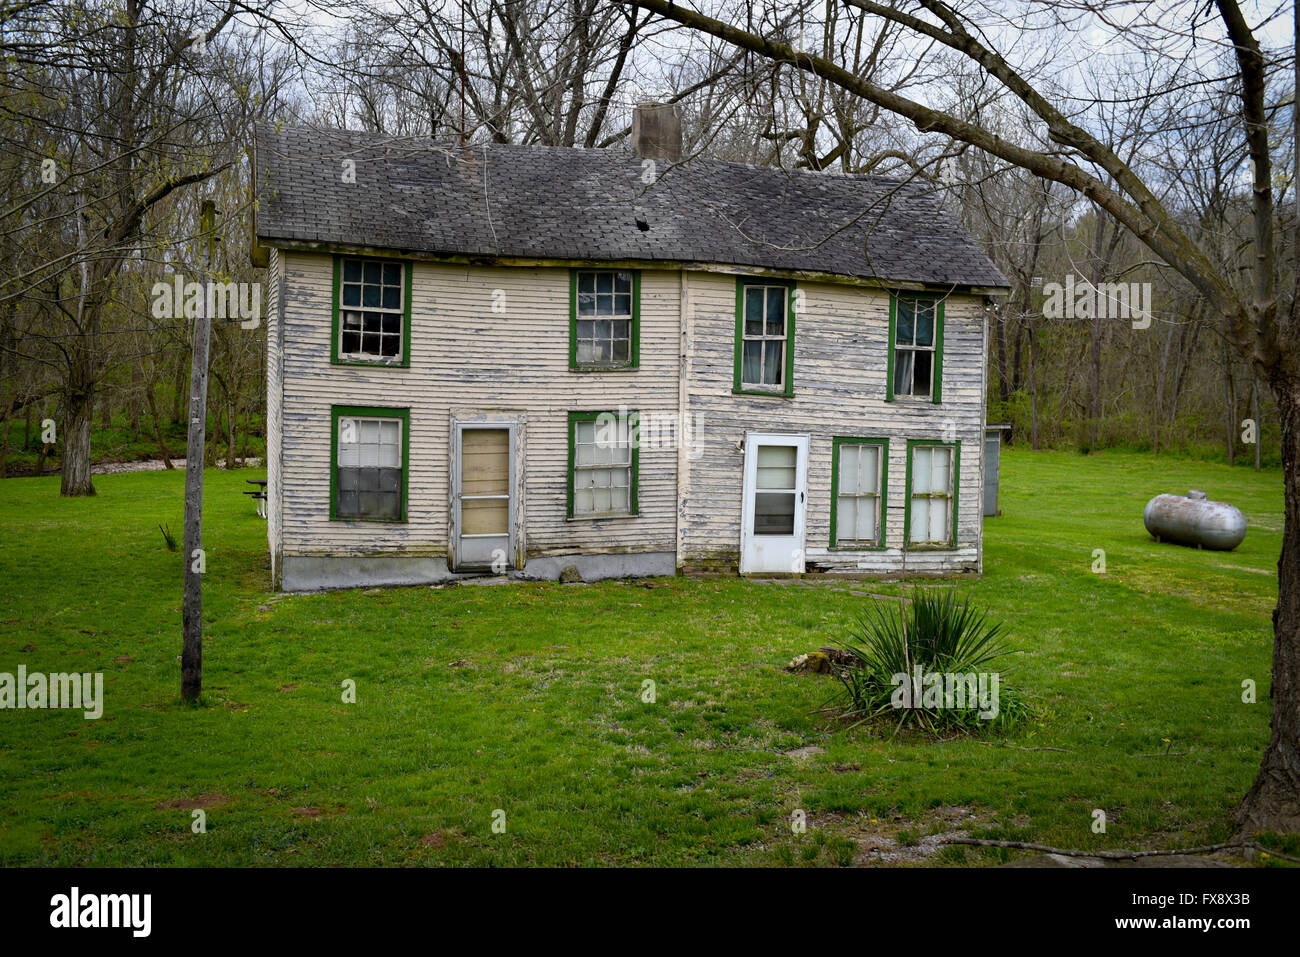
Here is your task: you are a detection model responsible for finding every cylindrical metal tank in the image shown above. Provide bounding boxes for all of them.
[1143,489,1247,551]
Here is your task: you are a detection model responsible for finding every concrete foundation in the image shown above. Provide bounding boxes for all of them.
[281,551,677,592]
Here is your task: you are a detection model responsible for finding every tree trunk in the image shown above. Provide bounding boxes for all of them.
[1252,378,1261,471]
[1028,326,1040,450]
[1236,374,1300,832]
[1223,339,1237,466]
[60,376,95,496]
[143,376,174,469]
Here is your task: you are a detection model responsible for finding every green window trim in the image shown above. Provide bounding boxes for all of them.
[902,438,960,550]
[830,437,889,550]
[569,268,641,371]
[331,255,413,368]
[329,405,411,523]
[886,292,945,403]
[566,410,640,519]
[733,277,796,397]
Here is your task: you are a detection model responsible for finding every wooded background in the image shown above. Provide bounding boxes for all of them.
[0,0,1291,482]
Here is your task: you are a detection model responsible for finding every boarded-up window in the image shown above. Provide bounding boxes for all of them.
[908,445,954,545]
[336,415,403,520]
[575,271,634,366]
[835,441,884,546]
[571,414,635,516]
[460,429,509,536]
[339,259,404,361]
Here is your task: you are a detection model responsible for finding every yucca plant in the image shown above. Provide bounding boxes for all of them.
[828,589,1027,735]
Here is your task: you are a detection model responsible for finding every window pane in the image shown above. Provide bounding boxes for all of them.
[612,338,629,362]
[837,496,856,541]
[763,340,783,385]
[896,299,915,345]
[754,492,795,534]
[382,286,400,310]
[915,302,935,347]
[579,273,595,293]
[910,497,929,543]
[341,331,360,354]
[894,350,914,395]
[342,284,360,307]
[742,340,762,384]
[856,496,877,542]
[858,445,879,494]
[362,284,381,307]
[597,272,613,295]
[613,294,631,316]
[613,271,632,294]
[913,350,932,396]
[929,495,948,542]
[838,445,858,494]
[343,260,362,282]
[382,263,401,286]
[931,447,951,491]
[756,445,796,489]
[744,288,764,336]
[363,261,381,284]
[765,288,785,335]
[913,448,932,494]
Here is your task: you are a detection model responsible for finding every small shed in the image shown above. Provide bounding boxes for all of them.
[983,423,1012,517]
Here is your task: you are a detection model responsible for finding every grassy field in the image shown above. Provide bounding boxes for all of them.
[0,449,1288,866]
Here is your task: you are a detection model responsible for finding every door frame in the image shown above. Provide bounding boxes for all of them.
[739,431,810,574]
[449,411,527,572]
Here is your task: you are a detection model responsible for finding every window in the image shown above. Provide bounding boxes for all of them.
[331,406,409,522]
[571,270,639,369]
[734,279,795,395]
[832,438,887,548]
[568,411,638,517]
[333,257,411,366]
[906,441,958,547]
[888,294,944,401]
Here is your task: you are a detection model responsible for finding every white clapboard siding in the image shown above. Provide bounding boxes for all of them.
[679,273,985,573]
[277,253,678,559]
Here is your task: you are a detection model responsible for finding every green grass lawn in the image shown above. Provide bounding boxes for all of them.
[0,449,1286,866]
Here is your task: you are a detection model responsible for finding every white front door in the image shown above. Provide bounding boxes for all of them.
[740,433,809,574]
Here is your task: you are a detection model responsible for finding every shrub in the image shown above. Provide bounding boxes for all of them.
[830,589,1029,735]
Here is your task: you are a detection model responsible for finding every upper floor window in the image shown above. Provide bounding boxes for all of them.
[571,270,639,370]
[333,257,411,367]
[889,294,944,401]
[734,279,795,396]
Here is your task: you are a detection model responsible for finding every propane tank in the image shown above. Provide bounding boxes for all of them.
[1142,489,1247,551]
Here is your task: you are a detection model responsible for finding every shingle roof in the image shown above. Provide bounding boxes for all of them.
[253,125,1008,289]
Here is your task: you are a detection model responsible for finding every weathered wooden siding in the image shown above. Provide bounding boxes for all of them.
[265,247,284,582]
[276,252,679,559]
[679,272,985,574]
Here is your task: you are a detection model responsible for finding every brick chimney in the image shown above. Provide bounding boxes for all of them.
[631,102,682,164]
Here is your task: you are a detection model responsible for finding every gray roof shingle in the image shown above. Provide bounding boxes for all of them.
[253,125,1007,289]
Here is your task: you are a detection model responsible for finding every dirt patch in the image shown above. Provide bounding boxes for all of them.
[420,830,449,848]
[156,792,232,811]
[812,805,984,865]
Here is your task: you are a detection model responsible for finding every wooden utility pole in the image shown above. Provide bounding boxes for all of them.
[181,200,216,703]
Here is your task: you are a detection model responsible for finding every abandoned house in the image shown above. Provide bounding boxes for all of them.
[251,107,1008,591]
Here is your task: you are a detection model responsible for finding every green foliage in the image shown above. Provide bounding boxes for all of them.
[832,589,1029,734]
